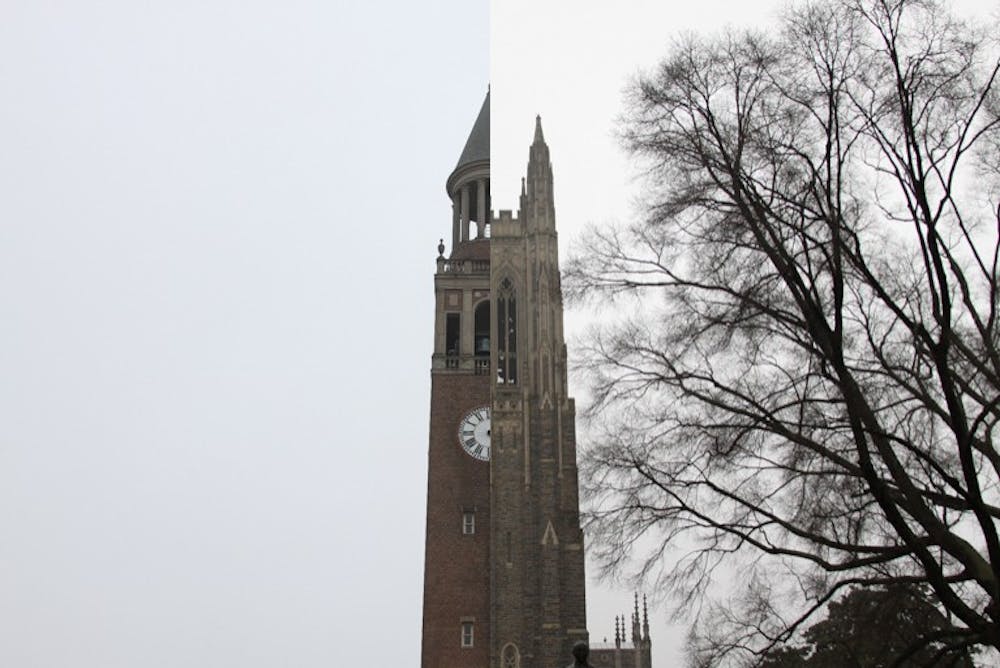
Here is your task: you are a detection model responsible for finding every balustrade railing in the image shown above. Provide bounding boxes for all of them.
[437,258,490,274]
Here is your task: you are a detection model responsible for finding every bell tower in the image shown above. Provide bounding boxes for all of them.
[421,92,493,668]
[421,95,589,668]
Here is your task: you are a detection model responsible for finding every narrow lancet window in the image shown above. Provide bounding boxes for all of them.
[497,277,517,384]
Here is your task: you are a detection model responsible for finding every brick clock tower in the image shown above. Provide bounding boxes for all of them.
[421,93,590,668]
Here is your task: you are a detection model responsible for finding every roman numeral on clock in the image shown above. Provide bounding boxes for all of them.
[457,405,491,461]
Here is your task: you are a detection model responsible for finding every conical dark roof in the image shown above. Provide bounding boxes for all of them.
[455,91,489,169]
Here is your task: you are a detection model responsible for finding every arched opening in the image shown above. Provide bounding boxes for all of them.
[496,277,517,384]
[474,300,490,375]
[455,178,492,243]
[445,313,460,365]
[501,642,520,668]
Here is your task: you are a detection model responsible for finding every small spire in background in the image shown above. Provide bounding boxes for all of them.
[521,177,526,196]
[642,594,650,641]
[614,615,621,647]
[632,593,640,642]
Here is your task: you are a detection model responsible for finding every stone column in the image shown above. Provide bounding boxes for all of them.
[477,178,487,238]
[451,192,461,253]
[460,184,470,243]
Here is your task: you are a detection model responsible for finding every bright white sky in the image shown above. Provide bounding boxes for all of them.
[492,1,996,664]
[491,3,793,663]
[1,1,995,666]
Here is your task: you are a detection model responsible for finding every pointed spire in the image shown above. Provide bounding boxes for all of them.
[455,91,490,170]
[632,593,640,642]
[614,616,621,647]
[523,113,554,232]
[643,594,650,641]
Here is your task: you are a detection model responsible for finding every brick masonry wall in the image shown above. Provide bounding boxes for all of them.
[421,372,491,668]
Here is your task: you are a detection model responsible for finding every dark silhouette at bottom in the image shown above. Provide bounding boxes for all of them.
[567,641,594,668]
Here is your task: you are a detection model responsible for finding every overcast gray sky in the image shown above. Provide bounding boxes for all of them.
[0,2,486,665]
[1,1,996,667]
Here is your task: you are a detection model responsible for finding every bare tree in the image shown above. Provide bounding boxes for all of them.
[566,0,1000,663]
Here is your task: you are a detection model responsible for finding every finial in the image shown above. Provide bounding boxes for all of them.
[521,177,526,196]
[437,238,445,258]
[533,115,545,143]
[615,615,621,647]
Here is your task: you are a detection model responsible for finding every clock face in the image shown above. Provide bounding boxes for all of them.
[458,406,491,461]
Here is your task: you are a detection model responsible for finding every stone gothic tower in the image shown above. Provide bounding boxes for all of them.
[489,115,588,667]
[421,93,588,668]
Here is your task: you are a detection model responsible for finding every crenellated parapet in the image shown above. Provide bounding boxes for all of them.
[491,209,520,238]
